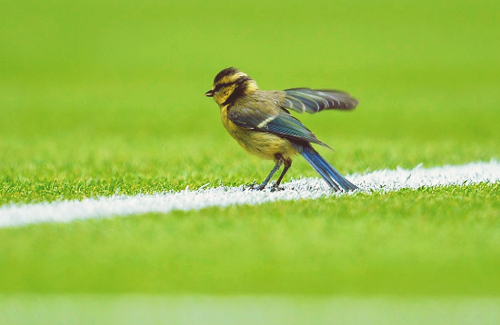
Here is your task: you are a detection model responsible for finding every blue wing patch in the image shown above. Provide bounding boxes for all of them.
[228,106,330,148]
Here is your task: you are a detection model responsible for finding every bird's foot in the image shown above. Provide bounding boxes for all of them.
[270,184,285,192]
[246,183,267,191]
[245,182,284,191]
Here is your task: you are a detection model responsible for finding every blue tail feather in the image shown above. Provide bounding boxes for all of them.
[300,146,358,192]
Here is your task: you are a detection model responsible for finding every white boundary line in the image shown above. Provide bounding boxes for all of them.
[0,160,499,228]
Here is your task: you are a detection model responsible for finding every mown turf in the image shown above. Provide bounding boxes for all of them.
[1,0,499,295]
[1,184,499,294]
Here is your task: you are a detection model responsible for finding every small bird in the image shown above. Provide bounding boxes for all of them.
[205,67,358,191]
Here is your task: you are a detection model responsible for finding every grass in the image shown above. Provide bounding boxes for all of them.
[1,184,500,295]
[0,0,499,298]
[2,295,500,325]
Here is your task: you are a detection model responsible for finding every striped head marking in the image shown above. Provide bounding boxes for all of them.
[205,67,259,106]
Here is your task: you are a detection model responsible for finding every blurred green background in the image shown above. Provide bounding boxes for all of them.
[0,0,499,297]
[1,0,499,204]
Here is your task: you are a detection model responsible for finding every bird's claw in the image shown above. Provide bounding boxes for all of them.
[245,183,266,191]
[245,182,283,191]
[270,184,284,192]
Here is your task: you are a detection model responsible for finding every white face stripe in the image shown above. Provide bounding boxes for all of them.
[257,115,277,128]
[234,72,248,79]
[219,72,248,85]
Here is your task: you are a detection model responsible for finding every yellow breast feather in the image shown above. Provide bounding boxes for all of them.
[220,105,297,160]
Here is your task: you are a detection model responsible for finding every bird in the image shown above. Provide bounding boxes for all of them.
[205,67,358,192]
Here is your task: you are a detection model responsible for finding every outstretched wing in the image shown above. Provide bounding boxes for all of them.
[281,88,358,114]
[228,104,330,148]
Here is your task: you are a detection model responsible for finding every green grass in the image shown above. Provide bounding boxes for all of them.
[2,295,500,325]
[1,0,500,297]
[1,184,500,294]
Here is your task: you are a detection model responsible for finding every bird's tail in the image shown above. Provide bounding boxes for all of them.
[300,146,358,192]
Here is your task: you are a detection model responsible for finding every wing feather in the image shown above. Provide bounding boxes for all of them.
[282,88,358,114]
[228,104,330,148]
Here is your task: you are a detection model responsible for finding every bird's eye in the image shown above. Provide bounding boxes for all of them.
[213,83,228,94]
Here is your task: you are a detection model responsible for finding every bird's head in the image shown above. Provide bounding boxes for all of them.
[205,67,259,106]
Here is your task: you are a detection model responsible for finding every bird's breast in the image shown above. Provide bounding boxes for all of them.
[220,105,240,137]
[220,105,298,161]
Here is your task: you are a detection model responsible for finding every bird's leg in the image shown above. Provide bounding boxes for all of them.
[274,159,292,187]
[272,159,292,191]
[256,159,283,190]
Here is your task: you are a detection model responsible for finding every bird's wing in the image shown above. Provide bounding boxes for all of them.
[228,104,330,148]
[281,88,358,114]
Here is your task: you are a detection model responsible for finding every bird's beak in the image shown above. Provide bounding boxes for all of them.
[205,89,214,97]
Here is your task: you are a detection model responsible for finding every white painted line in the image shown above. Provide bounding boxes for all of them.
[0,160,499,228]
